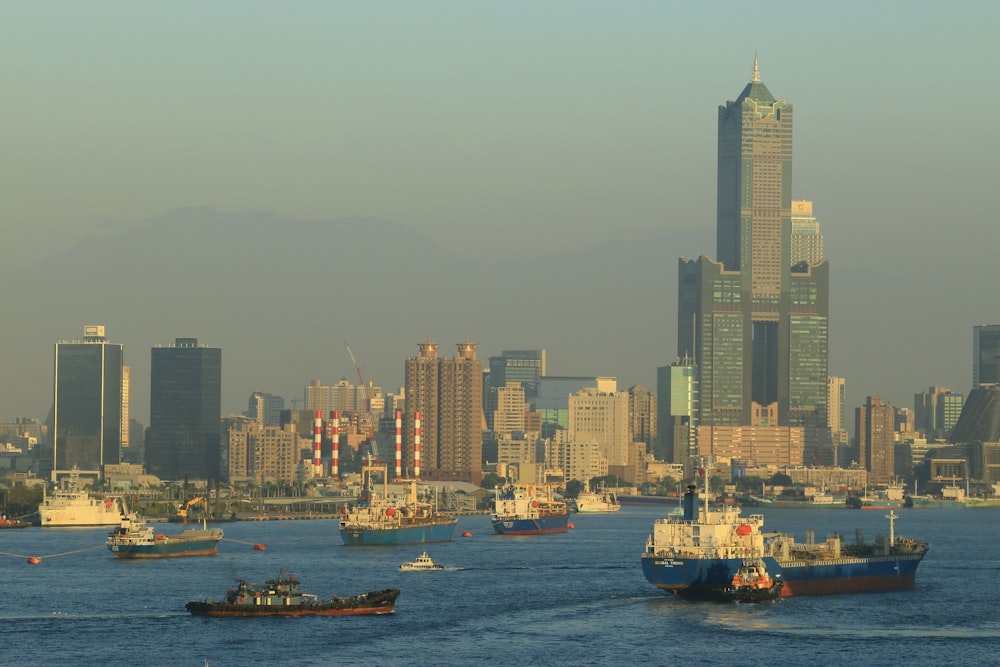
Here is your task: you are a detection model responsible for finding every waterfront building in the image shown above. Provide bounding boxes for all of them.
[676,58,829,460]
[973,325,1000,387]
[146,337,222,481]
[568,387,630,467]
[224,418,305,484]
[52,325,123,476]
[545,429,608,484]
[856,396,895,485]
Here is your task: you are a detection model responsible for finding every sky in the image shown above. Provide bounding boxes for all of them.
[2,2,999,421]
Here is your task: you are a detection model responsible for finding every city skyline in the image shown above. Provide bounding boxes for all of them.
[1,4,997,426]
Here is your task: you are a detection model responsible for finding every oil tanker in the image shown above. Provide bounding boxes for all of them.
[641,480,928,599]
[491,484,569,535]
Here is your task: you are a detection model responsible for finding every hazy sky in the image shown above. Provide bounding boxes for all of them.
[3,2,999,419]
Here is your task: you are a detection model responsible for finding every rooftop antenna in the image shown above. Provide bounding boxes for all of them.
[752,52,760,83]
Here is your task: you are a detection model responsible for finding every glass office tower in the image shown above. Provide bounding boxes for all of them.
[146,337,222,480]
[677,59,829,431]
[52,325,123,474]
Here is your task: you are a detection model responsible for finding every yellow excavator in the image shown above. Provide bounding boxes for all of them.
[173,496,207,523]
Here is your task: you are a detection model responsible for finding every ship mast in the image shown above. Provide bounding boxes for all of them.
[885,510,897,544]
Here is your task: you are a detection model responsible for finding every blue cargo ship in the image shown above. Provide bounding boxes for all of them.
[641,478,928,598]
[107,514,223,558]
[339,463,457,546]
[491,484,569,535]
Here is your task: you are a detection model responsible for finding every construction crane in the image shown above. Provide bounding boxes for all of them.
[344,339,369,407]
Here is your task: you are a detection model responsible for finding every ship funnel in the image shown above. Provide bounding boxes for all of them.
[683,485,698,521]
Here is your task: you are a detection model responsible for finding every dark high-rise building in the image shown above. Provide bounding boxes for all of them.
[677,59,829,443]
[484,349,546,430]
[487,350,546,397]
[52,325,123,475]
[856,396,895,484]
[973,325,1000,387]
[146,337,222,480]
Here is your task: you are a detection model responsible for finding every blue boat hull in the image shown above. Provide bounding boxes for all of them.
[339,520,457,546]
[641,552,926,598]
[108,538,221,559]
[491,514,568,535]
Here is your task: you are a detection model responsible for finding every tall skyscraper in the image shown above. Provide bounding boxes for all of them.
[146,337,222,481]
[438,342,484,480]
[404,341,484,483]
[677,59,829,453]
[973,325,1000,387]
[52,325,123,475]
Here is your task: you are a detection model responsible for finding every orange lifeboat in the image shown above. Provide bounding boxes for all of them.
[253,543,266,551]
[27,556,42,565]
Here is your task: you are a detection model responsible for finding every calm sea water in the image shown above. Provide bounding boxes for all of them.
[1,506,998,667]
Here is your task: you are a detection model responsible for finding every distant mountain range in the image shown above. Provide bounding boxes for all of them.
[0,207,710,421]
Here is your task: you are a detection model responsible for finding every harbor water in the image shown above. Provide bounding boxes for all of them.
[1,506,998,666]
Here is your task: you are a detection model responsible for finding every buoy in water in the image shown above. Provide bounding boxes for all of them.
[27,556,42,565]
[567,522,576,529]
[462,531,472,538]
[253,543,266,551]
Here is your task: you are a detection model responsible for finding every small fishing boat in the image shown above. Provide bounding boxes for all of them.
[400,551,444,571]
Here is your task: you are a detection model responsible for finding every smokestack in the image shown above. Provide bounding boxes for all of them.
[331,410,340,478]
[395,410,402,479]
[313,410,322,478]
[414,410,421,479]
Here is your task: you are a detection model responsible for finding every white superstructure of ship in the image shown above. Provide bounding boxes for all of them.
[38,470,128,527]
[572,487,621,513]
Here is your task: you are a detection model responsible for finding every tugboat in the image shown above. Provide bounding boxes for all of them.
[400,551,444,571]
[719,558,783,603]
[0,515,30,529]
[186,571,400,617]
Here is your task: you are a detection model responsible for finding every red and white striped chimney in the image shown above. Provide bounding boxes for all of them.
[331,410,340,478]
[394,410,402,479]
[313,410,322,478]
[414,410,421,479]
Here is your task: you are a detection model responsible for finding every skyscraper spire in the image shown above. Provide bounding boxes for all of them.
[752,53,760,83]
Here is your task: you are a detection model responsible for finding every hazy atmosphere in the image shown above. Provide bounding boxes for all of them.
[2,2,998,424]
